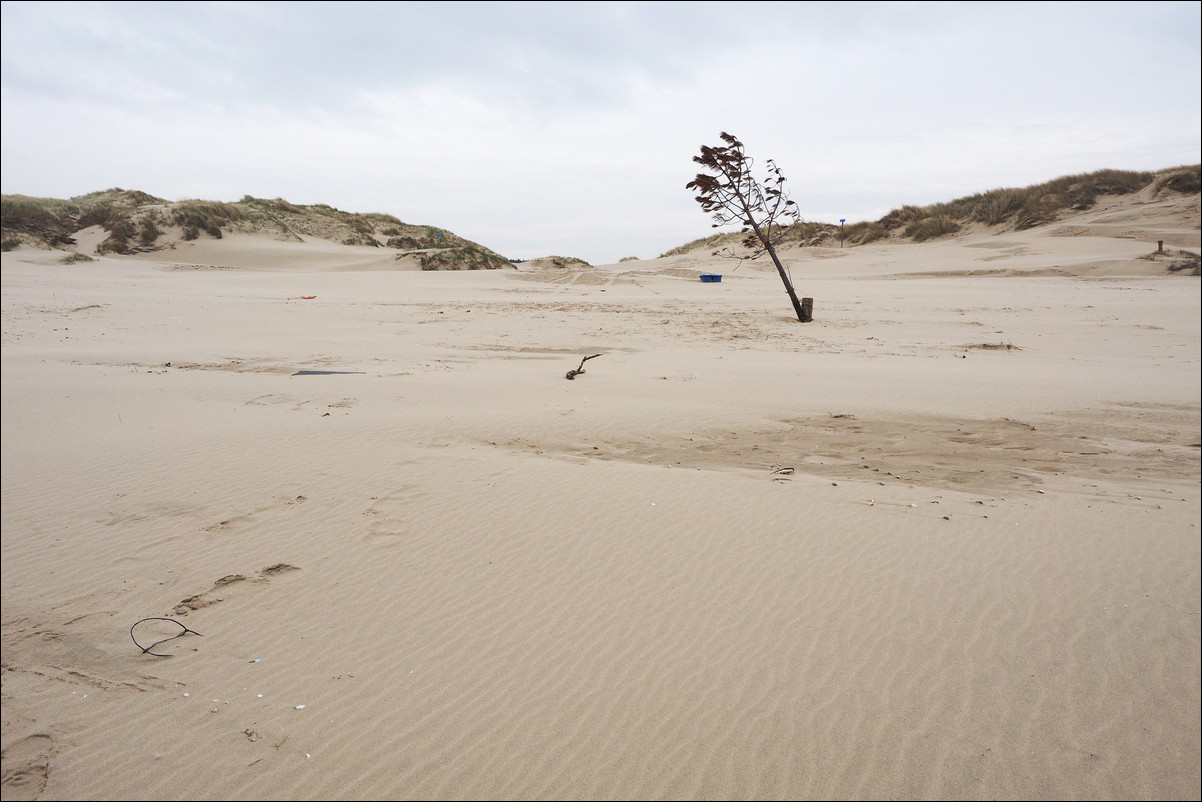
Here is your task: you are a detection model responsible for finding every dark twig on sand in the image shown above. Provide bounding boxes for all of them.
[565,353,603,380]
[131,617,203,657]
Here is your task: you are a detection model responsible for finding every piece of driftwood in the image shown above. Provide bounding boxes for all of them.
[565,353,603,379]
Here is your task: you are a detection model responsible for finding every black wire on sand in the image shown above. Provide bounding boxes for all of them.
[131,617,203,657]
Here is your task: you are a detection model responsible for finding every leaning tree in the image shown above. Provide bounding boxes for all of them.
[686,131,811,322]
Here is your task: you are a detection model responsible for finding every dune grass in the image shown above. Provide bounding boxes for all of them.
[3,165,1198,261]
[664,164,1200,255]
[0,189,506,264]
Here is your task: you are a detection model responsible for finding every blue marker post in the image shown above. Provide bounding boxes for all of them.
[839,219,846,248]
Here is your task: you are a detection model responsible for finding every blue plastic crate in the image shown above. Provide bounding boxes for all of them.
[699,273,722,283]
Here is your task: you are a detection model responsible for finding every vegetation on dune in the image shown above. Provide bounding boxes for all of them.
[0,190,508,268]
[1141,247,1201,276]
[2,163,1196,265]
[419,244,512,271]
[1,195,81,249]
[663,163,1201,256]
[879,167,1162,233]
[1159,169,1201,194]
[903,215,961,242]
[171,200,245,241]
[523,255,593,269]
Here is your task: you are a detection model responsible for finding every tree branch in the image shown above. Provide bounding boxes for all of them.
[565,353,603,380]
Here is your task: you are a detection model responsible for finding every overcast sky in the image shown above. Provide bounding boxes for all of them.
[2,1,1199,265]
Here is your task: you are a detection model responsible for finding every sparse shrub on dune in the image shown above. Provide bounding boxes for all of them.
[866,167,1179,242]
[776,221,838,247]
[904,215,961,242]
[170,200,244,239]
[845,221,887,244]
[240,195,305,215]
[1,195,81,245]
[386,230,451,250]
[1014,207,1048,231]
[975,189,1028,226]
[419,245,513,271]
[95,217,137,254]
[77,205,128,230]
[529,255,592,269]
[664,219,877,256]
[659,232,736,258]
[272,198,306,214]
[362,212,405,227]
[1157,166,1201,194]
[308,204,379,241]
[139,216,162,246]
[73,188,167,209]
[75,205,140,254]
[879,204,928,231]
[1072,168,1154,200]
[1141,247,1201,276]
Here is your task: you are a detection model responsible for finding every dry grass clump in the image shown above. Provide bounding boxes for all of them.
[171,200,246,240]
[419,244,513,271]
[1156,168,1201,194]
[386,227,464,250]
[659,232,733,258]
[904,215,961,242]
[1141,247,1201,276]
[843,221,888,244]
[1,195,83,248]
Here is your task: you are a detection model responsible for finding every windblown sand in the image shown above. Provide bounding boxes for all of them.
[2,197,1199,800]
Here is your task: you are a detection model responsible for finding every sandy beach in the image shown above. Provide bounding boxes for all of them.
[2,191,1199,800]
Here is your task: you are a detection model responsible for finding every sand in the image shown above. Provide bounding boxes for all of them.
[2,192,1199,800]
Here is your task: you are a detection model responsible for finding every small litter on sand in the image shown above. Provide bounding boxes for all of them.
[292,370,366,376]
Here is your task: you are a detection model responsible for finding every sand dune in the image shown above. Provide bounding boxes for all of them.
[2,194,1198,800]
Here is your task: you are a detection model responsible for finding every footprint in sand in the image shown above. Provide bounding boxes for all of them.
[361,490,429,545]
[203,495,308,532]
[172,564,300,616]
[0,734,54,801]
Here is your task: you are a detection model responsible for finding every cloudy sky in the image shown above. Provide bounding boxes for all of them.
[2,1,1199,265]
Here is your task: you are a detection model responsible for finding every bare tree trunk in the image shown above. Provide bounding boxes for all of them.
[748,212,808,322]
[763,243,808,322]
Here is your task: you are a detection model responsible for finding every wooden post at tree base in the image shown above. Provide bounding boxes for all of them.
[801,297,813,322]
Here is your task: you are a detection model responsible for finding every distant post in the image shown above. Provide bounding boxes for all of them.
[839,219,845,248]
[1158,240,1163,252]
